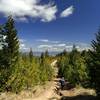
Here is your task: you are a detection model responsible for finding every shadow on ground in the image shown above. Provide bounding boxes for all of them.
[61,95,99,100]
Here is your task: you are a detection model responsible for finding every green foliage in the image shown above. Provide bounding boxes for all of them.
[40,52,54,83]
[58,46,89,86]
[3,16,19,66]
[0,17,54,93]
[29,48,33,62]
[44,50,49,58]
[89,30,100,95]
[6,56,40,92]
[0,16,19,92]
[6,52,54,93]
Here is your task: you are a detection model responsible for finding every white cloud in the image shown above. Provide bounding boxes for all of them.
[20,43,25,48]
[36,39,60,43]
[38,45,52,48]
[37,44,61,52]
[22,47,29,50]
[36,39,49,42]
[37,43,67,52]
[20,42,26,49]
[57,44,66,47]
[0,0,57,22]
[19,38,29,51]
[19,39,26,42]
[60,6,74,18]
[36,42,91,52]
[65,45,73,48]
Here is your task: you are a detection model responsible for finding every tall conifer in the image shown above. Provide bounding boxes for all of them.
[89,30,100,95]
[2,16,19,68]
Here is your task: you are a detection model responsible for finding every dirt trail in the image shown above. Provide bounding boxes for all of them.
[32,79,61,100]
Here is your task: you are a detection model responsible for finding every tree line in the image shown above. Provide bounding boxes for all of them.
[56,31,100,96]
[0,16,54,93]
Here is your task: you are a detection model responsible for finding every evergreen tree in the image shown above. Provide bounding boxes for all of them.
[39,52,54,82]
[0,25,4,67]
[3,16,19,67]
[0,16,19,91]
[89,30,100,95]
[58,45,89,86]
[0,25,3,46]
[2,16,19,68]
[3,16,19,65]
[44,50,49,57]
[29,48,33,62]
[40,52,45,64]
[69,45,79,65]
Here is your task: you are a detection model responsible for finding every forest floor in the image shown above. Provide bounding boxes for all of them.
[0,60,97,100]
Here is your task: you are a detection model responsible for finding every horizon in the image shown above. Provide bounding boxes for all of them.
[0,0,100,52]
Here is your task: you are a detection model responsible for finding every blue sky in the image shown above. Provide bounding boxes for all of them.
[0,0,100,52]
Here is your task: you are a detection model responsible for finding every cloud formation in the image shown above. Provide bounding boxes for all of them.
[60,6,74,18]
[36,39,60,43]
[36,39,49,42]
[38,45,53,48]
[0,0,75,22]
[57,44,66,47]
[37,41,91,52]
[19,38,91,52]
[0,0,57,22]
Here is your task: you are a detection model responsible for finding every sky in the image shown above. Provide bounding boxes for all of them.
[0,0,100,52]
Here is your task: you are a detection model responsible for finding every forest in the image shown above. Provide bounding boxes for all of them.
[0,16,100,99]
[0,16,54,93]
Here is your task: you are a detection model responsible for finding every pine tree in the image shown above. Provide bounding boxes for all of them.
[0,16,19,91]
[89,30,100,95]
[44,50,49,57]
[29,48,33,62]
[0,25,4,67]
[58,45,88,86]
[40,52,45,64]
[0,25,3,46]
[2,16,19,68]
